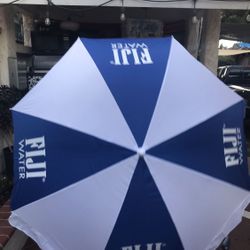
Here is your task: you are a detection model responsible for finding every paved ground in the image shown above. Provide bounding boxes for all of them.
[225,217,250,250]
[22,237,40,250]
[216,204,250,250]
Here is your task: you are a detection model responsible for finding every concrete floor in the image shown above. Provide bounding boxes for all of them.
[22,238,40,250]
[217,204,250,250]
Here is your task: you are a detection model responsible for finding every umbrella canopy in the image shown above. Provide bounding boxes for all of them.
[9,37,250,250]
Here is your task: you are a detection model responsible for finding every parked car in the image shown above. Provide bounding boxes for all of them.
[228,84,250,116]
[218,65,250,138]
[218,65,250,86]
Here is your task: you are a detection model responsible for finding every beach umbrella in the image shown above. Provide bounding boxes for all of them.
[9,37,250,250]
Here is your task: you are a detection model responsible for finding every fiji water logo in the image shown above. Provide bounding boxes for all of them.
[110,43,153,66]
[122,242,166,250]
[223,125,243,167]
[18,136,46,182]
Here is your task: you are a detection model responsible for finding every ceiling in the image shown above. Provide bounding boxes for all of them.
[18,5,193,24]
[1,0,250,10]
[13,1,250,42]
[221,23,250,42]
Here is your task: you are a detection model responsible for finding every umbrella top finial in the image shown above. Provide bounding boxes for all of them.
[137,147,146,157]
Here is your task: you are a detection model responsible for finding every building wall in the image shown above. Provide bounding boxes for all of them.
[199,10,221,74]
[0,8,11,85]
[0,6,32,174]
[186,11,204,59]
[0,6,32,87]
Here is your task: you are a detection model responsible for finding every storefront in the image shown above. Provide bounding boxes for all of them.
[0,3,215,89]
